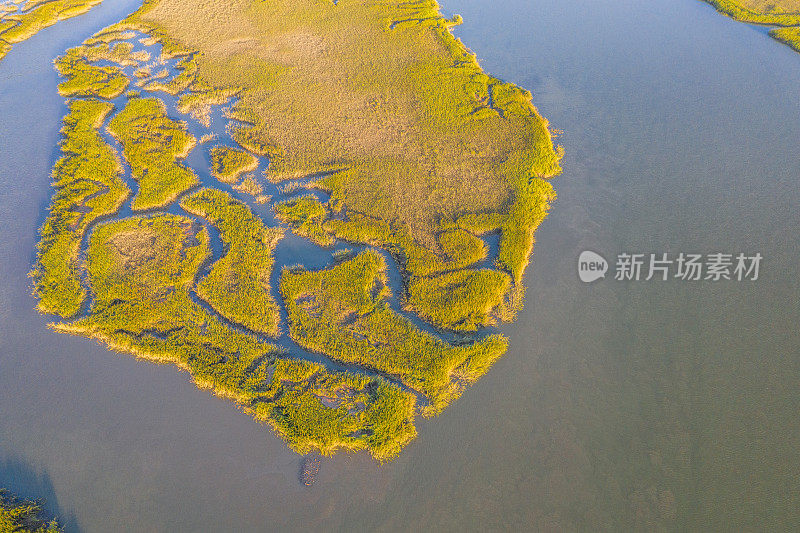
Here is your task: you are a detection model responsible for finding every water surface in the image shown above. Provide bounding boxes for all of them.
[1,0,798,530]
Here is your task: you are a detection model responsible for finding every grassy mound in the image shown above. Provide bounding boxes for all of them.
[0,489,60,533]
[209,145,258,183]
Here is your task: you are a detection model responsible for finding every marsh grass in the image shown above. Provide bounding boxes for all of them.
[406,269,511,331]
[704,0,800,24]
[32,98,129,318]
[31,0,565,460]
[0,489,60,533]
[0,0,102,62]
[274,195,334,246]
[55,48,129,98]
[280,250,508,415]
[143,56,197,94]
[181,188,284,337]
[771,25,800,50]
[251,358,417,461]
[107,96,198,210]
[703,0,800,54]
[61,213,413,459]
[232,175,263,197]
[209,145,258,184]
[114,0,561,302]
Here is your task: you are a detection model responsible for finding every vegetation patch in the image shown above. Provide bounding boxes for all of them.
[209,145,258,183]
[119,0,560,294]
[406,269,511,331]
[702,0,800,54]
[324,212,486,278]
[59,213,412,459]
[181,188,284,337]
[274,195,334,246]
[32,98,128,318]
[0,489,60,533]
[280,250,508,415]
[251,358,417,461]
[0,0,103,62]
[703,0,800,25]
[55,48,129,98]
[31,0,567,460]
[143,55,198,94]
[107,96,198,210]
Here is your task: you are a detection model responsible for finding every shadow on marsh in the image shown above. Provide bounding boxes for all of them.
[0,456,80,532]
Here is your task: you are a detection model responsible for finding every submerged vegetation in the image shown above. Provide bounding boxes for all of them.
[33,0,562,460]
[0,0,103,62]
[703,0,800,52]
[0,489,60,533]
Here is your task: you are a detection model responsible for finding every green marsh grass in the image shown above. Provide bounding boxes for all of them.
[703,0,800,54]
[63,213,413,459]
[251,358,418,461]
[55,48,129,98]
[209,145,258,183]
[280,250,508,415]
[32,0,565,460]
[703,0,800,25]
[0,489,60,533]
[274,195,334,246]
[181,188,284,337]
[115,0,561,301]
[406,269,511,331]
[0,0,102,62]
[32,98,129,318]
[107,96,198,210]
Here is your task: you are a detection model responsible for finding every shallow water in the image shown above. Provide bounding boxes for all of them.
[1,0,799,530]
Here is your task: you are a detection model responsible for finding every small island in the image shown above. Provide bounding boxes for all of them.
[31,0,562,461]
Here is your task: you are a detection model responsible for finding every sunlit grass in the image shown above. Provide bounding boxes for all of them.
[0,489,60,533]
[55,48,129,98]
[703,0,800,24]
[274,195,334,246]
[406,268,511,331]
[32,98,129,318]
[209,145,258,183]
[251,358,418,461]
[181,188,284,337]
[107,96,198,210]
[280,250,508,415]
[60,213,413,459]
[0,0,103,63]
[115,0,561,296]
[703,0,800,55]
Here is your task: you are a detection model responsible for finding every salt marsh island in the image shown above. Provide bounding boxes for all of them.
[30,0,561,461]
